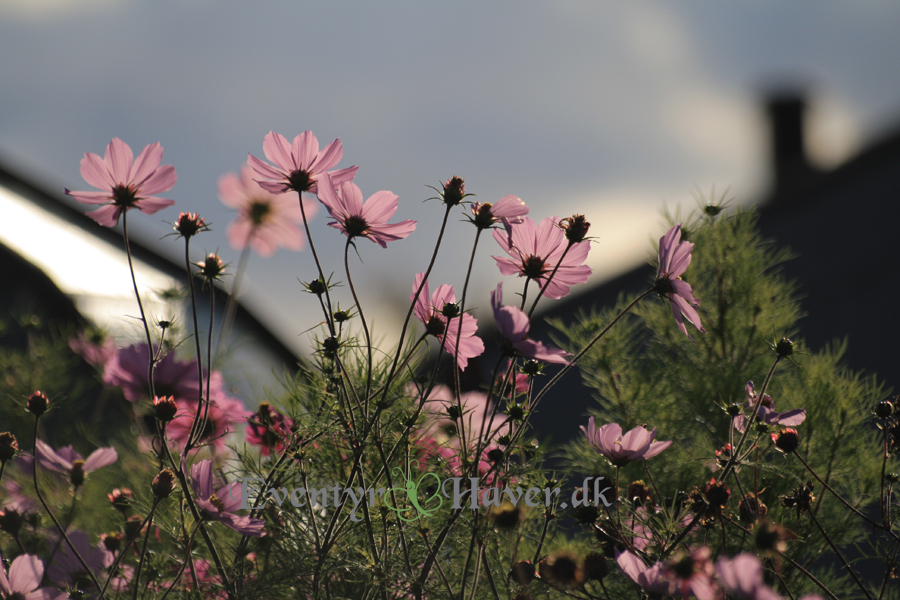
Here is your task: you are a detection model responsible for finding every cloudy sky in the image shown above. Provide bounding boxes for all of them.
[2,1,898,356]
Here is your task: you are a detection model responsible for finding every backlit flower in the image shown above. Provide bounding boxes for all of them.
[48,530,113,593]
[190,459,265,536]
[35,440,117,487]
[0,552,65,600]
[318,173,416,247]
[247,130,357,195]
[65,138,176,227]
[734,381,806,433]
[470,195,529,237]
[411,273,483,370]
[617,548,719,600]
[715,553,784,600]
[581,418,672,466]
[246,403,294,456]
[167,394,251,451]
[654,224,705,340]
[492,216,592,300]
[490,283,570,364]
[218,166,317,256]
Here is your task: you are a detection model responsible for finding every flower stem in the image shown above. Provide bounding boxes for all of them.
[344,238,373,408]
[183,237,208,452]
[97,500,159,600]
[527,241,573,318]
[215,242,251,365]
[807,508,874,599]
[297,190,336,336]
[131,504,157,600]
[121,211,156,398]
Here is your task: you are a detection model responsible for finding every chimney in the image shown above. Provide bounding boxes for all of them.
[766,93,817,197]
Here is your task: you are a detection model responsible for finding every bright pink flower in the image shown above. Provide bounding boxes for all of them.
[190,460,265,536]
[247,130,357,195]
[492,216,592,300]
[48,530,113,591]
[65,138,176,227]
[218,165,318,257]
[167,394,251,451]
[35,440,117,486]
[490,283,570,364]
[617,548,719,600]
[581,418,672,466]
[411,273,484,370]
[103,344,199,403]
[715,553,785,600]
[655,224,705,340]
[317,173,416,247]
[245,403,294,456]
[470,194,529,238]
[0,552,65,600]
[734,381,806,433]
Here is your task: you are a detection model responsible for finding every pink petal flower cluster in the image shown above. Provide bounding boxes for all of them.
[35,440,117,485]
[0,552,65,600]
[716,554,824,600]
[247,130,357,195]
[655,224,705,340]
[102,344,201,403]
[581,418,672,467]
[218,165,318,256]
[490,283,571,364]
[167,394,252,451]
[318,173,416,247]
[65,138,176,227]
[245,403,294,456]
[617,547,718,600]
[190,460,265,536]
[733,381,806,433]
[492,216,592,299]
[411,273,484,370]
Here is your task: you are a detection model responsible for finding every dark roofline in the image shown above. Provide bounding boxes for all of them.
[0,159,303,369]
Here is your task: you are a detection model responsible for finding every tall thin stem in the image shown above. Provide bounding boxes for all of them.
[527,242,573,318]
[215,242,251,365]
[297,190,336,336]
[121,211,156,398]
[344,238,373,406]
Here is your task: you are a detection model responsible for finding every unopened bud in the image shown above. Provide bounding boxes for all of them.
[442,176,466,207]
[772,428,800,454]
[153,396,179,423]
[151,469,177,499]
[775,337,794,358]
[26,391,49,416]
[559,214,590,243]
[0,432,18,463]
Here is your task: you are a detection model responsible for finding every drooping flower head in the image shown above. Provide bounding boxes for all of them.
[247,130,357,195]
[734,381,806,433]
[65,138,176,227]
[492,216,592,300]
[490,283,570,365]
[190,459,265,536]
[0,552,66,600]
[411,273,484,370]
[218,165,317,256]
[470,194,529,238]
[654,224,705,340]
[35,440,117,488]
[317,173,416,247]
[581,418,672,466]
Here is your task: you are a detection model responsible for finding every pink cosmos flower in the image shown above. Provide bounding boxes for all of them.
[65,138,176,227]
[617,548,719,600]
[69,331,116,371]
[715,554,785,600]
[0,552,65,600]
[733,381,806,433]
[218,166,318,256]
[48,530,113,592]
[490,283,571,364]
[492,216,592,300]
[247,130,357,195]
[581,418,672,467]
[655,224,705,340]
[411,273,484,370]
[35,440,117,487]
[245,403,294,456]
[167,394,251,451]
[190,460,265,536]
[317,173,416,247]
[470,194,529,238]
[103,344,200,403]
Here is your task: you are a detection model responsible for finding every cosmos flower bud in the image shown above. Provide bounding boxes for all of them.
[775,337,794,358]
[26,391,49,416]
[739,493,768,524]
[488,501,521,530]
[0,508,23,536]
[582,552,609,581]
[509,560,536,585]
[627,480,654,507]
[152,469,177,500]
[772,428,800,453]
[440,302,460,319]
[0,432,18,463]
[124,515,145,539]
[333,309,352,323]
[559,214,590,243]
[173,212,207,238]
[108,488,134,514]
[153,396,179,423]
[876,399,894,419]
[446,405,460,420]
[441,176,466,207]
[101,532,125,553]
[539,551,584,588]
[70,460,86,487]
[196,254,225,281]
[305,278,327,296]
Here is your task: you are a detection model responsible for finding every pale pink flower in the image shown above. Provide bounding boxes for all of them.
[715,553,785,600]
[318,173,416,247]
[68,331,116,370]
[492,216,592,299]
[35,440,117,486]
[218,166,317,256]
[490,283,570,364]
[0,552,65,600]
[655,224,705,340]
[733,381,806,433]
[411,273,483,370]
[617,548,719,600]
[470,194,529,239]
[247,130,357,195]
[167,394,251,451]
[190,460,265,536]
[581,418,672,467]
[65,138,176,227]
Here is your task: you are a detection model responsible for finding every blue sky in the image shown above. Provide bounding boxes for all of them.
[2,1,898,354]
